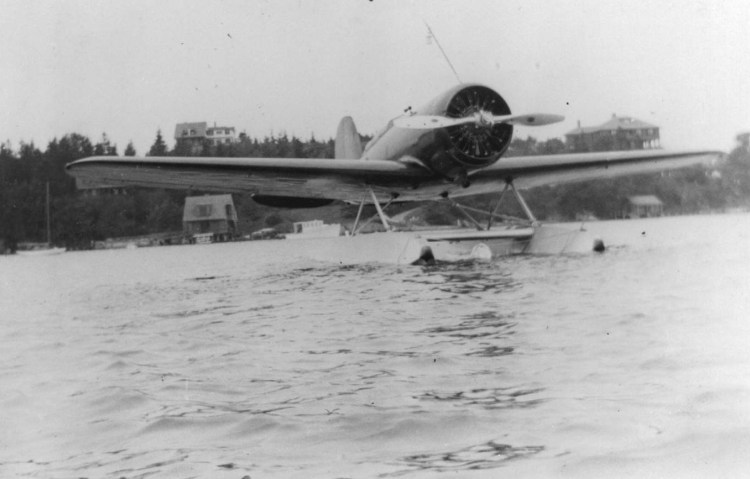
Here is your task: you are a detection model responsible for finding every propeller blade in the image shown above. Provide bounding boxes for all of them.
[393,115,472,129]
[491,113,565,126]
[393,113,564,130]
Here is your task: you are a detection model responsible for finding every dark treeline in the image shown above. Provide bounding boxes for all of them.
[0,131,338,251]
[1,130,749,251]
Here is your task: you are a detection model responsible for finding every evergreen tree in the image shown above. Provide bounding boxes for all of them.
[94,133,117,156]
[721,132,750,203]
[124,141,137,156]
[148,130,168,156]
[200,140,213,157]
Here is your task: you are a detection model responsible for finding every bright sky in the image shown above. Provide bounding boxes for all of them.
[1,0,748,155]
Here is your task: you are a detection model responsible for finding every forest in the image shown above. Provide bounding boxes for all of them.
[1,129,749,252]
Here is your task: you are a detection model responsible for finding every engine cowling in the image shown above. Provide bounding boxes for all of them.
[361,84,515,183]
[444,85,513,166]
[420,85,514,182]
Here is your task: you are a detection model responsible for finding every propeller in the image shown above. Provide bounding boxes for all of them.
[394,112,564,130]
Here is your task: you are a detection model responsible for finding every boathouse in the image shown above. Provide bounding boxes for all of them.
[183,194,238,241]
[624,195,664,218]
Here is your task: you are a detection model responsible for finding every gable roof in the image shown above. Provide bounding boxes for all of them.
[597,116,658,131]
[183,194,236,222]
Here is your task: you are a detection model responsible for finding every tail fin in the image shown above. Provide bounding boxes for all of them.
[335,116,363,159]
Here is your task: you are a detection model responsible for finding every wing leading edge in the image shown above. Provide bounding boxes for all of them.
[66,150,721,204]
[66,156,434,203]
[456,149,721,197]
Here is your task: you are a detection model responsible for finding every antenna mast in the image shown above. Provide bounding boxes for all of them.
[424,21,462,84]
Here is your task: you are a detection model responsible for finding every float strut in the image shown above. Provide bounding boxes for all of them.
[508,181,538,225]
[351,193,367,234]
[487,183,511,229]
[353,189,396,235]
[449,200,484,230]
[369,188,393,231]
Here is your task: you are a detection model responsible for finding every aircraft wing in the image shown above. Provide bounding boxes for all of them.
[461,149,721,194]
[65,156,434,202]
[66,150,720,203]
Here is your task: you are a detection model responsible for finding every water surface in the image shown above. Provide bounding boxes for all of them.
[1,214,749,478]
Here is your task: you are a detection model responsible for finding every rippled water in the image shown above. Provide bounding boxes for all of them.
[2,214,750,478]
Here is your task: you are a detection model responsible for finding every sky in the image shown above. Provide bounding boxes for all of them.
[1,0,748,155]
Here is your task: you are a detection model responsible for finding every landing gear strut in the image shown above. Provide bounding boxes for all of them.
[351,188,398,235]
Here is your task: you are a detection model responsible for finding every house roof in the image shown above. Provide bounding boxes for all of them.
[183,194,236,222]
[627,195,663,206]
[175,122,208,139]
[565,125,600,135]
[566,115,658,136]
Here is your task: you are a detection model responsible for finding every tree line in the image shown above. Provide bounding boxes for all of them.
[516,134,750,221]
[0,131,338,251]
[0,129,748,252]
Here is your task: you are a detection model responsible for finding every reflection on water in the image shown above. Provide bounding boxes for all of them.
[2,214,750,477]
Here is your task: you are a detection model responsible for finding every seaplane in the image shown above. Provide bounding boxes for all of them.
[66,83,720,264]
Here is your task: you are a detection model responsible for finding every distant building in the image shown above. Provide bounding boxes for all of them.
[285,220,343,240]
[566,115,660,151]
[183,194,239,242]
[175,122,238,154]
[623,195,663,218]
[206,125,237,146]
